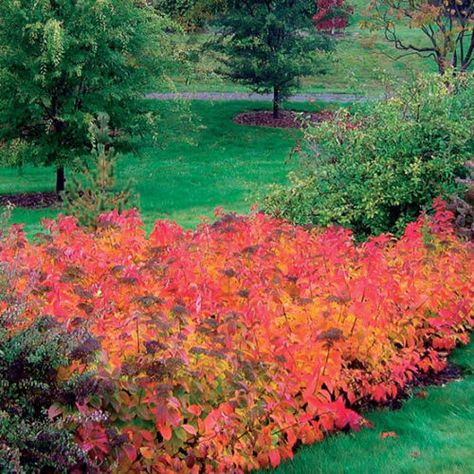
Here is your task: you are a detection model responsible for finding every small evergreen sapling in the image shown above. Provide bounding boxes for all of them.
[63,114,136,228]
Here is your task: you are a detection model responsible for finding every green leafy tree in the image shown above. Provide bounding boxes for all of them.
[0,0,176,194]
[210,0,337,118]
[63,113,136,228]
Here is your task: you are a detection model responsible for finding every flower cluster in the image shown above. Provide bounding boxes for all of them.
[1,200,472,472]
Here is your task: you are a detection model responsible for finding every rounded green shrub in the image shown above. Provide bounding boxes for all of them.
[263,73,474,238]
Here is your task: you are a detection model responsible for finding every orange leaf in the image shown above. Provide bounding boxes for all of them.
[139,447,154,460]
[159,424,172,441]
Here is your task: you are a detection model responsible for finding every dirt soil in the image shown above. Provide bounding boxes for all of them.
[0,192,60,209]
[354,363,464,413]
[233,110,335,129]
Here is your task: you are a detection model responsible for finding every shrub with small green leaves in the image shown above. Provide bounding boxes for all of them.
[0,241,108,472]
[0,320,87,472]
[263,72,474,238]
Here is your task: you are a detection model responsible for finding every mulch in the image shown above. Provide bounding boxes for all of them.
[0,192,60,209]
[355,363,464,413]
[233,110,335,129]
[414,363,464,387]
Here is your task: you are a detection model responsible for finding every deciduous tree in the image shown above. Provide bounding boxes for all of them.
[0,0,175,194]
[364,0,474,73]
[314,0,353,35]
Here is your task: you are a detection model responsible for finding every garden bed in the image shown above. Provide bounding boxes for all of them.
[234,109,334,128]
[0,191,60,209]
[1,201,472,472]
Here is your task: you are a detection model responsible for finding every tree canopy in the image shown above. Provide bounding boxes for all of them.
[149,0,226,29]
[0,0,176,193]
[364,0,474,73]
[210,0,348,117]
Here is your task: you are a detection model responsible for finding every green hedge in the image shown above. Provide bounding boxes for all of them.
[263,72,474,238]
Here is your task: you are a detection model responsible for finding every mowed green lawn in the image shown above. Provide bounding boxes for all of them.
[2,100,315,234]
[260,340,474,474]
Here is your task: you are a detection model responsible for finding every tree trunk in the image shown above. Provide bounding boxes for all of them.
[56,166,65,195]
[437,55,447,75]
[273,86,280,119]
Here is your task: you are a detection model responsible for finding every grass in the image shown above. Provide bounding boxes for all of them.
[2,100,327,235]
[168,0,437,95]
[259,339,474,474]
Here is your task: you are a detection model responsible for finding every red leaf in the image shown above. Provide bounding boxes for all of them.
[268,448,281,468]
[123,444,137,462]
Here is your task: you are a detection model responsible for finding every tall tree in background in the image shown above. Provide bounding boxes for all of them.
[0,0,176,194]
[364,0,474,74]
[211,0,349,118]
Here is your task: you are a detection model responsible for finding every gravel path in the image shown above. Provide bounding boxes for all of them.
[146,91,365,103]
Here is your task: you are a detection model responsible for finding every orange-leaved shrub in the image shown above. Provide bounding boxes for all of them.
[1,199,472,472]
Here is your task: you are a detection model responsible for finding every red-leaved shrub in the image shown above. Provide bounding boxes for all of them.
[1,200,472,472]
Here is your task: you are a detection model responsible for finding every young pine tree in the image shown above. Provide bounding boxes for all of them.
[63,114,136,228]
